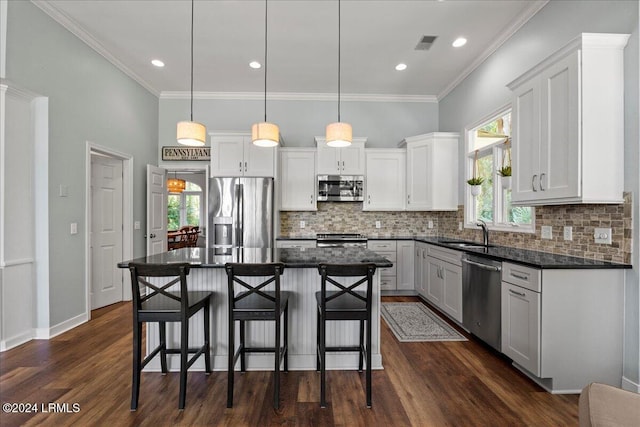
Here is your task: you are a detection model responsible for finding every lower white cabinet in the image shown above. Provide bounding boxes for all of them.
[423,245,463,323]
[275,239,316,249]
[396,241,414,290]
[368,240,414,293]
[414,243,429,297]
[368,240,397,291]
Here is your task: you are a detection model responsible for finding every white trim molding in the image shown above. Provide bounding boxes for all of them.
[621,376,640,393]
[161,91,438,103]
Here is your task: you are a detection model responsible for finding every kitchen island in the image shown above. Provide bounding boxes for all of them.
[118,247,393,372]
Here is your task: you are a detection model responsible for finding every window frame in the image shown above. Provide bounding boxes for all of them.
[464,105,535,234]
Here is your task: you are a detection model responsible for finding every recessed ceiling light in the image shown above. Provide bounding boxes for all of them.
[395,63,407,71]
[249,61,262,69]
[452,37,467,48]
[151,59,165,67]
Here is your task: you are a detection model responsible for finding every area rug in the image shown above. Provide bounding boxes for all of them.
[381,302,467,342]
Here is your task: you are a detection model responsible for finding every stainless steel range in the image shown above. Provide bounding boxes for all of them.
[316,233,367,248]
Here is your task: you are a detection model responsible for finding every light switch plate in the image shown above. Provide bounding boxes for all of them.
[541,225,552,239]
[59,185,69,197]
[563,226,573,241]
[594,227,612,244]
[134,221,141,230]
[428,220,434,229]
[458,222,463,231]
[299,221,305,229]
[70,222,78,235]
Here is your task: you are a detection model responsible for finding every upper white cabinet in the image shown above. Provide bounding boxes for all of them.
[399,132,458,211]
[364,149,406,211]
[315,137,366,175]
[279,148,317,211]
[508,33,629,205]
[210,133,275,177]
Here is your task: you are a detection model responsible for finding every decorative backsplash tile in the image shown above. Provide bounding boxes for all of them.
[280,193,633,264]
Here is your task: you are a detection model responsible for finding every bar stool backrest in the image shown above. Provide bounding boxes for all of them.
[129,262,191,313]
[317,263,376,307]
[225,262,286,308]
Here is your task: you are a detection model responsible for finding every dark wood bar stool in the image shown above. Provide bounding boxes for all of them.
[316,263,376,408]
[128,262,213,410]
[225,262,290,409]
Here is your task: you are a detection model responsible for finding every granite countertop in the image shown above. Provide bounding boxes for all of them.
[276,235,631,270]
[117,247,394,269]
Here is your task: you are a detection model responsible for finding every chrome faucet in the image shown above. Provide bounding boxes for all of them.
[477,220,489,246]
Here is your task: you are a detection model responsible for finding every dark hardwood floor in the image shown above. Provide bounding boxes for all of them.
[0,296,579,426]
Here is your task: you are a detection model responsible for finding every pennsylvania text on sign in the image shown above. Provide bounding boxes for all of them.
[162,146,211,161]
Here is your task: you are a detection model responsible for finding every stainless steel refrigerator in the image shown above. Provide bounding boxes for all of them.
[208,177,274,254]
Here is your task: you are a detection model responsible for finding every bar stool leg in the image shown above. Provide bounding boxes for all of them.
[179,319,189,409]
[320,314,327,408]
[316,309,320,372]
[274,311,281,409]
[240,320,246,372]
[358,320,364,372]
[284,303,289,372]
[366,318,372,408]
[131,322,142,411]
[227,317,235,408]
[204,300,212,374]
[159,321,168,374]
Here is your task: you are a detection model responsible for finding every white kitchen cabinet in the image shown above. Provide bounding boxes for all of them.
[396,241,415,291]
[275,239,316,249]
[399,132,458,211]
[211,133,275,177]
[500,262,624,393]
[279,148,316,211]
[424,245,463,323]
[508,33,629,205]
[315,137,366,175]
[364,149,406,211]
[368,240,397,291]
[414,242,428,298]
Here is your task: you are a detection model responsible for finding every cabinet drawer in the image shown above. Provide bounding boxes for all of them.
[502,262,541,292]
[427,245,462,266]
[368,240,397,251]
[276,240,316,249]
[380,276,397,291]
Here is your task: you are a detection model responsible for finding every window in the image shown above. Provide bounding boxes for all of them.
[465,108,534,232]
[167,181,203,231]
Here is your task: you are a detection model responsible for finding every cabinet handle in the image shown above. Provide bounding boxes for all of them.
[239,161,242,172]
[368,195,371,204]
[539,173,545,191]
[407,194,410,204]
[532,174,538,192]
[245,161,248,172]
[509,289,526,297]
[310,194,313,204]
[337,160,340,172]
[342,160,345,170]
[511,272,529,281]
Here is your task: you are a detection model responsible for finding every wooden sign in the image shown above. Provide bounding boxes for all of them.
[161,146,210,161]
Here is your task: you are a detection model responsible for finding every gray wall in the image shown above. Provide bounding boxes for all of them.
[159,97,438,150]
[6,1,159,325]
[438,0,639,388]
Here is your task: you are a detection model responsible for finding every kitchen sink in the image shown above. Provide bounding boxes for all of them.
[438,240,493,249]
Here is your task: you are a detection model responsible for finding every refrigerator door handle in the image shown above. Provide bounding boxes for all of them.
[237,183,244,247]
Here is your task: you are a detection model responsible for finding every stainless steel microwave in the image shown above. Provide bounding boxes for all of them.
[317,175,364,202]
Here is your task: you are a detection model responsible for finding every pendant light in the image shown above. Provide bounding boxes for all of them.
[177,0,206,146]
[167,172,186,194]
[252,0,280,147]
[325,0,352,148]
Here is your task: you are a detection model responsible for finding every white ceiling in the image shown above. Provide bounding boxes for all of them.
[33,0,547,99]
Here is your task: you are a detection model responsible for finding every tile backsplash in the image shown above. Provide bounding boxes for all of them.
[280,192,633,264]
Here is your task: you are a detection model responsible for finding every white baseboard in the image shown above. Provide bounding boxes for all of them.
[41,312,89,339]
[0,330,33,352]
[622,376,640,393]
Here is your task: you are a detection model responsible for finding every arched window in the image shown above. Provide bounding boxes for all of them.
[168,181,203,231]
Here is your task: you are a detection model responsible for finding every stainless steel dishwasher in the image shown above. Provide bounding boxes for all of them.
[462,254,502,351]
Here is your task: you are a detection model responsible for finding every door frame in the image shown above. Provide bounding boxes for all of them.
[163,165,209,247]
[84,142,133,320]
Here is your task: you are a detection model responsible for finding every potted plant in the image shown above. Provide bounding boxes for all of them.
[497,139,512,189]
[468,150,484,196]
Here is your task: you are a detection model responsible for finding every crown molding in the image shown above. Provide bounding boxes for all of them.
[160,91,438,103]
[31,0,159,97]
[437,0,549,101]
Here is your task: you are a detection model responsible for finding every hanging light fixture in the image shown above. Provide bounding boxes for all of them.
[325,0,352,148]
[167,172,186,194]
[251,0,280,147]
[177,0,206,146]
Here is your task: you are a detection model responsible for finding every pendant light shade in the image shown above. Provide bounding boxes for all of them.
[325,0,351,147]
[177,0,207,147]
[252,0,279,147]
[177,121,206,146]
[252,122,280,147]
[167,175,186,193]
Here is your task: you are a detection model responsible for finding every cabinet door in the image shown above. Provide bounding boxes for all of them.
[406,141,431,210]
[396,241,414,291]
[426,257,443,306]
[280,150,316,211]
[211,135,245,177]
[317,142,341,175]
[244,140,275,177]
[539,51,580,200]
[442,263,462,322]
[511,79,540,202]
[501,282,541,376]
[364,151,405,210]
[421,248,429,297]
[340,143,365,175]
[414,245,424,296]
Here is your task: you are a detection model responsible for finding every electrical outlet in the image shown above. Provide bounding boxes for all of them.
[428,220,434,229]
[299,221,305,229]
[375,221,381,229]
[134,221,141,230]
[594,227,612,244]
[458,222,463,231]
[541,225,552,239]
[563,226,573,241]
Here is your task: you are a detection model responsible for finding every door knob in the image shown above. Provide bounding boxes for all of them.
[149,233,156,238]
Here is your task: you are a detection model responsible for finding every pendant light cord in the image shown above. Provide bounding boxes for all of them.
[190,0,194,122]
[264,0,268,122]
[337,0,341,122]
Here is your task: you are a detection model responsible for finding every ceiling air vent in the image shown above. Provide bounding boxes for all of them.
[415,35,438,51]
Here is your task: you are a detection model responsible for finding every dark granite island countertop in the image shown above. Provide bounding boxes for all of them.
[118,247,393,269]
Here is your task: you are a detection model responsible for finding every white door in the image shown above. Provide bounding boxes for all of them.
[146,165,167,255]
[91,155,123,309]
